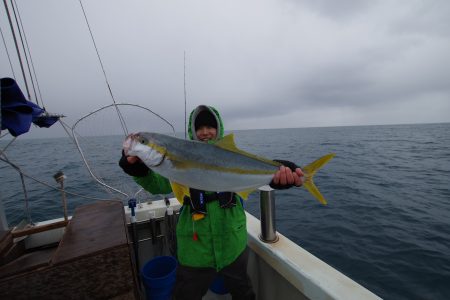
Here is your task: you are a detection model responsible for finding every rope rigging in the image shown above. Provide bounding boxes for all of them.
[9,0,38,104]
[2,0,44,107]
[0,23,16,78]
[0,156,115,202]
[1,2,179,225]
[12,0,44,107]
[71,103,176,198]
[2,0,30,100]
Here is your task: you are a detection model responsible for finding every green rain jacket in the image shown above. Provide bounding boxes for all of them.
[133,105,247,270]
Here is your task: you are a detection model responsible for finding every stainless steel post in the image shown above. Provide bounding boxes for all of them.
[54,171,68,221]
[259,186,279,243]
[0,197,8,231]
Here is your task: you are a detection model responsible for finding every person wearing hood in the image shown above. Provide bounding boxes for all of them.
[119,105,303,300]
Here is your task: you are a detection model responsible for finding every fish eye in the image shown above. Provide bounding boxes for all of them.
[139,137,147,144]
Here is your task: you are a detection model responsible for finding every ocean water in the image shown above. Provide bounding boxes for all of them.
[1,123,450,299]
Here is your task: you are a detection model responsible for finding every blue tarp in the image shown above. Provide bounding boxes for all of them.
[1,77,59,137]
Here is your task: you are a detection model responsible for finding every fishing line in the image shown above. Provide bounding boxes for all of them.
[75,3,178,199]
[78,0,128,136]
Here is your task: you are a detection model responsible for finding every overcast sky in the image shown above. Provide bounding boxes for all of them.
[1,0,450,137]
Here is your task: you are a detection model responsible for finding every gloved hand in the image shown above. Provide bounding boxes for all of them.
[269,159,303,190]
[119,151,150,177]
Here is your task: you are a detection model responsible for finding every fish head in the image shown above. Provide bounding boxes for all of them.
[123,132,166,167]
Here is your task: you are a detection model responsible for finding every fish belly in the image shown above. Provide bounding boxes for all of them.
[155,162,273,192]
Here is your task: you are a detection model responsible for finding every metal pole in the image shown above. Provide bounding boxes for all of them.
[53,171,68,221]
[0,197,8,231]
[259,186,279,243]
[59,181,68,221]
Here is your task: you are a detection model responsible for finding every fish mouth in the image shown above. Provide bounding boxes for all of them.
[123,133,139,156]
[122,133,166,167]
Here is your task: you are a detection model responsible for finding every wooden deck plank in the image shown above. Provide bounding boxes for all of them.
[52,200,128,264]
[0,247,55,279]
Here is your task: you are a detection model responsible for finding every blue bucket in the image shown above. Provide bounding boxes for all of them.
[209,274,229,295]
[141,256,177,300]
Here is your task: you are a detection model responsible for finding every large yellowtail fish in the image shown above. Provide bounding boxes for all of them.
[123,132,335,204]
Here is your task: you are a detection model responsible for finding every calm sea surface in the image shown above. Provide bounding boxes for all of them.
[1,123,449,299]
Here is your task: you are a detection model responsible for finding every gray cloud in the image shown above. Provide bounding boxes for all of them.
[1,0,449,138]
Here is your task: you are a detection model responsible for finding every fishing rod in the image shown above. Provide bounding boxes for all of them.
[184,50,187,139]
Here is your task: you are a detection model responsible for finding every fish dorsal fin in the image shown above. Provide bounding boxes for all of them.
[215,133,239,152]
[215,134,280,166]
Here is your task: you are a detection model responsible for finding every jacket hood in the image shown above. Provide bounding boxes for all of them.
[188,105,224,140]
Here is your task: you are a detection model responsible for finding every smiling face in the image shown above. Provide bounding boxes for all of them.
[195,125,217,142]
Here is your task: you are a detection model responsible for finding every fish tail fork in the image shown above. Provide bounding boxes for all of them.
[302,153,335,205]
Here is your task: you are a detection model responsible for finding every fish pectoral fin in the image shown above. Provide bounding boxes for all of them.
[170,181,190,204]
[236,188,255,200]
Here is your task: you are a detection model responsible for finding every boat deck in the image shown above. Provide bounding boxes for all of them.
[0,200,140,299]
[0,198,382,299]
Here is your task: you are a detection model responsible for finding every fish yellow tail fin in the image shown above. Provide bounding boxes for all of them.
[302,153,335,205]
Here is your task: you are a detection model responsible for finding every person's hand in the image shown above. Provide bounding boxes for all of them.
[119,151,149,177]
[126,156,140,164]
[272,166,304,187]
